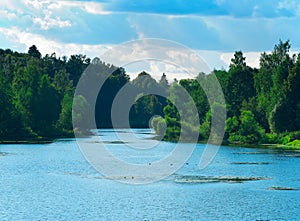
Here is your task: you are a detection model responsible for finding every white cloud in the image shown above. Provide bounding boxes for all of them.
[244,52,261,68]
[48,1,111,15]
[148,61,193,81]
[0,27,111,58]
[1,1,110,31]
[33,10,71,30]
[122,60,188,81]
[220,52,261,69]
[2,27,296,81]
[0,10,17,20]
[21,0,47,10]
[82,2,111,15]
[278,0,300,16]
[0,0,23,13]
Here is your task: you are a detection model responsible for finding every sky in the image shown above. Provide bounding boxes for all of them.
[1,0,300,79]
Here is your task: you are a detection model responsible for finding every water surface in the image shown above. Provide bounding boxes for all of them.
[0,129,299,220]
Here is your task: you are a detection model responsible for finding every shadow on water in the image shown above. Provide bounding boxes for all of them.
[233,150,300,158]
[0,152,9,156]
[230,162,272,165]
[269,186,299,191]
[174,175,271,184]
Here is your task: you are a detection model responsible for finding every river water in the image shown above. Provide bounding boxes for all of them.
[0,129,299,220]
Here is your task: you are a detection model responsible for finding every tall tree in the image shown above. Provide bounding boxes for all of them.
[66,54,89,86]
[12,59,41,128]
[95,67,130,128]
[254,40,295,132]
[32,75,60,135]
[0,70,23,138]
[226,51,256,117]
[28,45,41,59]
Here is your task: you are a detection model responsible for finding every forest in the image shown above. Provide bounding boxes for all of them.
[1,41,300,148]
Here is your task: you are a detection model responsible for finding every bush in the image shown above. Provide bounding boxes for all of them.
[228,134,259,144]
[279,135,291,145]
[181,121,200,142]
[227,110,265,144]
[150,116,166,138]
[286,139,300,147]
[157,119,167,137]
[261,133,279,144]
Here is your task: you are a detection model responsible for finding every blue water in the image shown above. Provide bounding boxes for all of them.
[0,129,300,220]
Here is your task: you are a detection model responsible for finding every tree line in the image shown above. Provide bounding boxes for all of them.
[1,40,300,147]
[0,45,87,140]
[152,40,300,147]
[0,45,167,140]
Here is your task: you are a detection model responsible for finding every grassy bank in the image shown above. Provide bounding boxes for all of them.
[0,130,74,144]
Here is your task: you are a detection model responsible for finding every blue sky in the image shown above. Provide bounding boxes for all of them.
[0,0,300,77]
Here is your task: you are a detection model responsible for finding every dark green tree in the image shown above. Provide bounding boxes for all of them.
[226,51,256,117]
[12,59,41,128]
[28,45,41,59]
[57,92,74,132]
[254,40,294,131]
[229,110,265,144]
[95,67,130,128]
[32,75,60,135]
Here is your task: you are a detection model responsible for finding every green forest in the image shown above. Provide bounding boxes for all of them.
[1,41,300,148]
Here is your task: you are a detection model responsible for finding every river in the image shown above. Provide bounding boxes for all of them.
[0,129,299,220]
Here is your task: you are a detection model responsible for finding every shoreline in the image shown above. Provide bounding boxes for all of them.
[0,140,54,144]
[226,143,300,151]
[1,134,300,151]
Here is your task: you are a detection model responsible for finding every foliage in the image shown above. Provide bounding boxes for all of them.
[227,110,265,144]
[57,92,73,132]
[129,72,168,128]
[254,40,295,131]
[261,133,279,144]
[0,46,95,139]
[1,40,300,146]
[226,65,256,117]
[225,116,239,139]
[150,116,166,138]
[286,139,300,147]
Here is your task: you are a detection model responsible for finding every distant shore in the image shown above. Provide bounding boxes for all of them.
[0,138,55,144]
[0,134,74,144]
[2,132,300,151]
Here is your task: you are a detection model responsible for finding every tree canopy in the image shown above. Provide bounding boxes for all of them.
[1,41,300,146]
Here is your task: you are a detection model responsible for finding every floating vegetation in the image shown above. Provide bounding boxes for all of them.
[279,153,300,158]
[103,141,127,144]
[234,151,300,158]
[231,162,271,165]
[64,171,87,178]
[87,140,128,144]
[0,152,7,156]
[64,171,271,184]
[0,152,11,157]
[174,175,270,184]
[269,186,299,191]
[233,152,273,155]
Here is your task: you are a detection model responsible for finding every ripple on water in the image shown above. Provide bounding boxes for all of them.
[0,130,300,220]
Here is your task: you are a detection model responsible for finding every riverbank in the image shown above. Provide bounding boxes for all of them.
[224,138,300,150]
[227,142,300,151]
[0,132,74,144]
[2,130,300,151]
[158,136,300,151]
[0,139,54,144]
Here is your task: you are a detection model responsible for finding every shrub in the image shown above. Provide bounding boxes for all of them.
[261,133,279,144]
[279,135,291,145]
[286,139,300,147]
